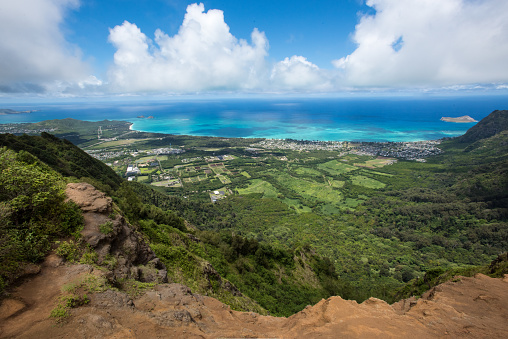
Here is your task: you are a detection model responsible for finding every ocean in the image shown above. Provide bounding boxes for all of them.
[1,96,507,142]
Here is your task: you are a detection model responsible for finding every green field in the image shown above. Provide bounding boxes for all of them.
[90,138,149,149]
[237,179,278,198]
[152,179,181,187]
[137,175,150,183]
[275,173,342,204]
[284,198,312,213]
[327,178,345,188]
[354,157,396,169]
[365,170,394,177]
[318,160,357,175]
[294,166,323,177]
[140,167,154,174]
[351,175,386,189]
[241,171,251,178]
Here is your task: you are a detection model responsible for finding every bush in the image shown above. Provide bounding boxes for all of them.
[99,221,114,235]
[0,148,83,293]
[55,240,80,262]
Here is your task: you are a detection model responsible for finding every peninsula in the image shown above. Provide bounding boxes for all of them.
[0,109,35,115]
[440,115,477,123]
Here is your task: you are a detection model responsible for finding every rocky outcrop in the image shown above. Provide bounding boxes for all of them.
[65,183,167,283]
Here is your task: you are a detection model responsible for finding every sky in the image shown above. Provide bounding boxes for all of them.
[1,0,508,98]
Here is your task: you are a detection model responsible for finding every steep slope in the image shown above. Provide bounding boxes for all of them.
[0,132,122,191]
[455,109,508,143]
[0,133,345,316]
[65,182,168,283]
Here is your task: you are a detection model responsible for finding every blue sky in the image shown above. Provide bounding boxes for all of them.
[65,0,369,75]
[1,0,508,97]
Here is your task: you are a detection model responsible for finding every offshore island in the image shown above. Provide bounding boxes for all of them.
[440,115,477,123]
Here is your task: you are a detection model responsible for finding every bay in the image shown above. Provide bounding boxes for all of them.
[1,96,507,141]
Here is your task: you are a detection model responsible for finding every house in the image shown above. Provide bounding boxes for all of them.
[126,165,141,176]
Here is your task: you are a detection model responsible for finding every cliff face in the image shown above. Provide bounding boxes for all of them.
[66,182,168,283]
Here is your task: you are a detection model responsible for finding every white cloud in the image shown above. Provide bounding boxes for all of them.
[271,56,333,91]
[334,0,508,88]
[108,3,269,93]
[0,0,91,93]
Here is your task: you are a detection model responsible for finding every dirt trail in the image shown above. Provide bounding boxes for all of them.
[1,256,507,338]
[0,255,91,338]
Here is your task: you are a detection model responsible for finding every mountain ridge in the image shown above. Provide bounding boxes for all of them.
[455,109,508,143]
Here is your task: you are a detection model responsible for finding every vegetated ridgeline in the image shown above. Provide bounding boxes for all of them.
[0,182,507,338]
[455,109,508,143]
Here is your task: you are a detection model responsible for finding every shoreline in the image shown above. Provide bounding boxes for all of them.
[128,126,461,144]
[1,117,466,144]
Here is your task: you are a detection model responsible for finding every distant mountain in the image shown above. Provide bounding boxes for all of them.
[456,110,508,143]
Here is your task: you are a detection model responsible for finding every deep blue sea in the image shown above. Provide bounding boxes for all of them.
[1,96,507,142]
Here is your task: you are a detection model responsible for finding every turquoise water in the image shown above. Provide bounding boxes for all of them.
[1,96,507,141]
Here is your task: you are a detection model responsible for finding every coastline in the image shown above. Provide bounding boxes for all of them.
[2,96,501,142]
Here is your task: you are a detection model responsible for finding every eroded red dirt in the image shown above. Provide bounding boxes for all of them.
[1,255,507,339]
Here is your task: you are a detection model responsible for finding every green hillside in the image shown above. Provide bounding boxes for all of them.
[0,135,341,316]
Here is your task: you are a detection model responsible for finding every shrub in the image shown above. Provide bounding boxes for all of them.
[79,248,98,265]
[55,240,80,262]
[99,221,114,235]
[50,294,89,321]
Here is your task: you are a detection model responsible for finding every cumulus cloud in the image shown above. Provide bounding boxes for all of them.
[334,0,508,88]
[0,0,91,93]
[108,3,269,93]
[271,56,333,91]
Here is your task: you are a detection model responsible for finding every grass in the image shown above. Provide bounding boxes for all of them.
[350,175,386,189]
[140,167,154,174]
[50,294,89,321]
[275,173,342,204]
[241,171,251,178]
[237,179,279,198]
[99,221,114,235]
[89,139,150,149]
[151,179,181,187]
[294,167,323,177]
[318,160,357,175]
[320,204,342,214]
[216,175,231,184]
[119,279,157,297]
[354,157,396,169]
[365,170,394,177]
[51,273,111,322]
[137,155,168,162]
[283,198,312,213]
[137,175,150,182]
[327,178,345,188]
[211,167,225,174]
